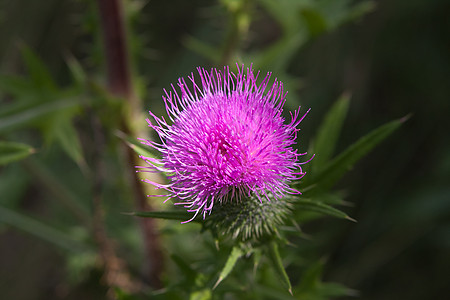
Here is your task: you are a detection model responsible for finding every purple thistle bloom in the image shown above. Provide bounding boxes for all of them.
[139,65,311,222]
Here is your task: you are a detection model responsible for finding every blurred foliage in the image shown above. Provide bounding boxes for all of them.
[0,0,449,299]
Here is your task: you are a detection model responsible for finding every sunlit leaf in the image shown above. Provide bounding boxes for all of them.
[189,288,212,300]
[213,245,244,289]
[0,141,34,165]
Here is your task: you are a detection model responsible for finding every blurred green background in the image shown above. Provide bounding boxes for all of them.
[0,0,449,299]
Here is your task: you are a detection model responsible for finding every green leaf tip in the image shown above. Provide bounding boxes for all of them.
[267,241,292,294]
[399,113,413,123]
[306,116,405,192]
[0,141,35,165]
[213,246,243,290]
[295,198,354,221]
[312,92,351,173]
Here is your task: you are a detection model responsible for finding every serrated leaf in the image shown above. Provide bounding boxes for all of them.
[132,210,201,223]
[267,241,292,295]
[213,245,243,289]
[307,115,408,192]
[312,93,350,173]
[0,205,90,252]
[0,141,34,165]
[295,198,355,221]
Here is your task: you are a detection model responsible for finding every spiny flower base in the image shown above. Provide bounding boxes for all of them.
[202,193,293,242]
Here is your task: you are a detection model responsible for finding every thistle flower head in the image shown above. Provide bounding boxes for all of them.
[139,65,310,223]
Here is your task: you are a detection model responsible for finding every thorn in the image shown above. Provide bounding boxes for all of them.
[288,288,293,296]
[346,215,357,223]
[213,277,223,290]
[215,239,220,251]
[341,90,352,100]
[400,113,413,123]
[120,211,135,216]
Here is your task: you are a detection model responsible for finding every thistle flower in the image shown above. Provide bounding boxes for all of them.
[139,65,311,225]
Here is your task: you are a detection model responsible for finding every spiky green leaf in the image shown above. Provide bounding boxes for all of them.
[20,44,56,92]
[295,198,355,221]
[312,93,350,173]
[213,246,244,289]
[307,115,408,191]
[267,241,292,295]
[0,141,34,165]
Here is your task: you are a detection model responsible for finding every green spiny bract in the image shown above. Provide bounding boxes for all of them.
[202,193,294,243]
